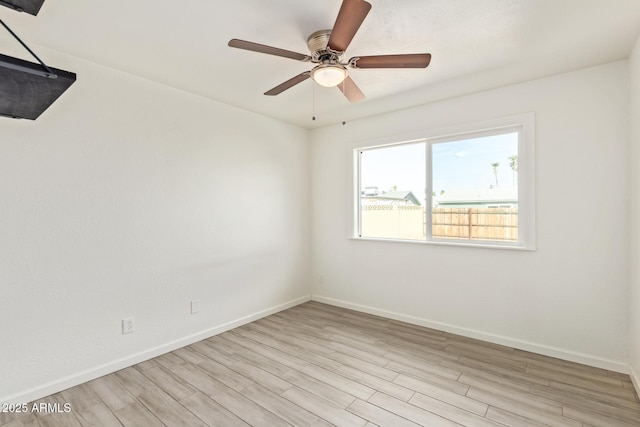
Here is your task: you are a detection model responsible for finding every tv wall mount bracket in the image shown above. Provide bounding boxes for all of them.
[0,18,57,79]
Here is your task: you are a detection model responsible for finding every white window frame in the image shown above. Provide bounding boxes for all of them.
[348,113,535,250]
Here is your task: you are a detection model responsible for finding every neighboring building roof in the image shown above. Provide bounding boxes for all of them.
[362,191,421,206]
[436,187,517,205]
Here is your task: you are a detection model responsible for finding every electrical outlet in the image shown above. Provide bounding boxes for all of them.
[190,300,200,315]
[122,317,135,334]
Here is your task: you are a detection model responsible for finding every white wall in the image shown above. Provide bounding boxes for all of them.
[1,43,635,404]
[0,49,310,403]
[310,61,630,371]
[629,36,640,389]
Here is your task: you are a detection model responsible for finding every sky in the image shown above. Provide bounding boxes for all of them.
[360,132,518,204]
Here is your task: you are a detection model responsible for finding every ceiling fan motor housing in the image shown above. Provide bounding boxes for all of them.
[307,29,343,63]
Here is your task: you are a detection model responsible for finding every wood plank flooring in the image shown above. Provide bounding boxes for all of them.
[2,301,639,426]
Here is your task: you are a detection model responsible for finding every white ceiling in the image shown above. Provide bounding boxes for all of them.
[2,0,640,129]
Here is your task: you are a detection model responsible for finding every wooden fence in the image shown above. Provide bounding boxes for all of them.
[432,207,518,241]
[361,206,518,241]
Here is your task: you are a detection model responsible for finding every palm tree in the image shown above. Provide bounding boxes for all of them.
[508,155,518,185]
[491,162,500,187]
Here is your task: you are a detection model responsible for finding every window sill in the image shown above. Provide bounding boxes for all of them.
[349,236,535,251]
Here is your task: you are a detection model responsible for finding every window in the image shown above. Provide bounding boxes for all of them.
[352,114,535,249]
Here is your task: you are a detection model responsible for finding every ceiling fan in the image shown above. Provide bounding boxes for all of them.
[228,0,431,103]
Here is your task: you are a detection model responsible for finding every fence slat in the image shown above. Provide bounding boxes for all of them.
[432,207,518,241]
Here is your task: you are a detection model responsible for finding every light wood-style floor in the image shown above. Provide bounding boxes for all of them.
[2,302,639,427]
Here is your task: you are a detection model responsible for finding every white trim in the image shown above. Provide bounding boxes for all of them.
[356,150,363,237]
[517,113,536,249]
[348,236,533,251]
[1,295,311,405]
[425,139,433,239]
[311,295,629,374]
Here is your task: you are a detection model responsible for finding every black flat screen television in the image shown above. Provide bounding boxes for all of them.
[0,0,46,16]
[0,53,76,120]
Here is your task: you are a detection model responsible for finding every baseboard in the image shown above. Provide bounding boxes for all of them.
[1,295,311,405]
[311,295,630,374]
[631,365,640,397]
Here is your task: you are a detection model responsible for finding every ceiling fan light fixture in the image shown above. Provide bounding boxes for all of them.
[311,64,348,87]
[227,0,431,102]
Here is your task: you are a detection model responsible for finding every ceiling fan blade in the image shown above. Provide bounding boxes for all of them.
[264,72,311,96]
[327,0,372,52]
[338,76,365,103]
[350,53,432,69]
[228,39,311,61]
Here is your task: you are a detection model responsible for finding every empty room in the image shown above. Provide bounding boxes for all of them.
[2,0,640,426]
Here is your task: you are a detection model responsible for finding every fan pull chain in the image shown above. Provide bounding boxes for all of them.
[312,82,316,121]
